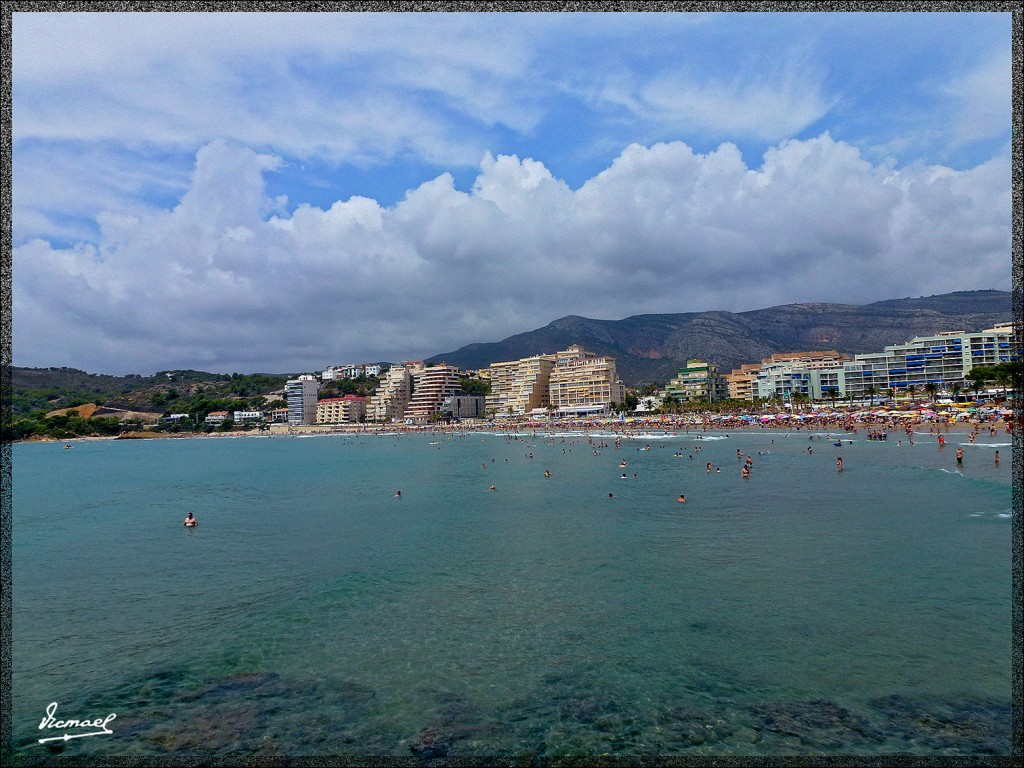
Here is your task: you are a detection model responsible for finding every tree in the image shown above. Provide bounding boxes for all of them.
[865,385,877,407]
[826,388,838,409]
[993,366,1012,400]
[924,382,938,403]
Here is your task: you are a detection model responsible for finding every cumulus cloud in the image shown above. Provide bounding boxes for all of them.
[13,135,1011,375]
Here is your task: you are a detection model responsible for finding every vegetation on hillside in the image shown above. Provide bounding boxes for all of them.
[5,367,297,441]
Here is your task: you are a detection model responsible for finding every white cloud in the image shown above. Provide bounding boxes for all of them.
[942,47,1012,147]
[12,13,538,167]
[13,136,1011,375]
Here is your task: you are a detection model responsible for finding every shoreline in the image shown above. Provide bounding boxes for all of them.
[21,413,1014,445]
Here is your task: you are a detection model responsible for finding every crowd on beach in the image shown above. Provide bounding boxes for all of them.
[279,407,1015,439]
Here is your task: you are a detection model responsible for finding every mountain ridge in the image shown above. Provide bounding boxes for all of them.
[426,289,1014,386]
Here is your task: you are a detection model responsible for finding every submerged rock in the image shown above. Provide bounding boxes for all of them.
[407,727,450,758]
[751,699,880,748]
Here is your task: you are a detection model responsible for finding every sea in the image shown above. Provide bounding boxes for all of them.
[9,427,1016,759]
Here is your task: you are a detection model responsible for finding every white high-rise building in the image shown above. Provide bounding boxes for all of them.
[286,375,319,425]
[405,365,462,422]
[368,365,412,422]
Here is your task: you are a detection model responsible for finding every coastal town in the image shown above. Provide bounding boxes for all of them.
[185,321,1018,436]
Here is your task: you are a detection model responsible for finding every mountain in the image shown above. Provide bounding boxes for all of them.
[426,290,1014,386]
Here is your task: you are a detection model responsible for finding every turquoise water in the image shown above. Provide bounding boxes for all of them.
[10,429,1014,758]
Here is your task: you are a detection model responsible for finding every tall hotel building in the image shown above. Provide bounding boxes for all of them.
[486,355,557,416]
[286,375,319,425]
[368,365,412,422]
[405,364,462,422]
[548,345,627,415]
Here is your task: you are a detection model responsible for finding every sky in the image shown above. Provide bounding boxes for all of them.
[10,10,1014,375]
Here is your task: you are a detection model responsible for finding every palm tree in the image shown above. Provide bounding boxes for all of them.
[924,382,939,403]
[865,385,877,407]
[993,367,1011,400]
[905,384,917,404]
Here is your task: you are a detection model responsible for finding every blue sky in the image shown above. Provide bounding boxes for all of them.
[11,10,1013,374]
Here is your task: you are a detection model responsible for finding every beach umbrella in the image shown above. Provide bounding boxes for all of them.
[760,415,776,421]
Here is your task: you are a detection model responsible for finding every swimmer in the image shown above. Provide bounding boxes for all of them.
[994,451,1000,465]
[489,485,496,491]
[837,456,844,472]
[956,447,964,465]
[677,495,687,503]
[741,466,750,479]
[544,469,552,477]
[394,490,402,498]
[183,512,198,527]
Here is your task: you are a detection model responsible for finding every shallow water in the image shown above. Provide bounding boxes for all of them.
[10,429,1014,757]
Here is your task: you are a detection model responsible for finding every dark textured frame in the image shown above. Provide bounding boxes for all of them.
[1,2,1020,766]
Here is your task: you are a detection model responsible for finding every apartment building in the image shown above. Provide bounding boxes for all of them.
[486,354,556,416]
[405,364,462,422]
[316,395,368,424]
[442,394,487,420]
[286,375,319,425]
[368,365,412,422]
[841,324,1019,399]
[548,345,627,415]
[661,360,729,404]
[754,351,850,401]
[323,363,384,380]
[724,363,761,401]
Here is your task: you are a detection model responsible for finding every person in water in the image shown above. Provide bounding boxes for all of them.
[394,490,402,498]
[677,494,686,503]
[183,512,198,527]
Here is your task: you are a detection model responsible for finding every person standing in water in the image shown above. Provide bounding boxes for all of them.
[183,512,198,527]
